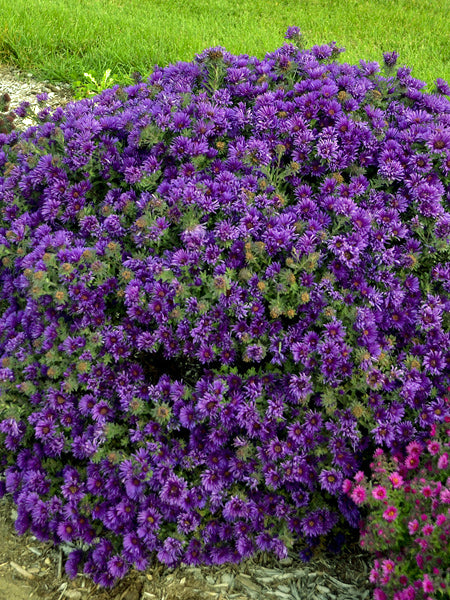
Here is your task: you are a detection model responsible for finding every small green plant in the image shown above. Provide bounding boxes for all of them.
[0,92,17,134]
[72,69,115,99]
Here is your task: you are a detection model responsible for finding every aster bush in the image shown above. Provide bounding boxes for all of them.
[0,29,449,587]
[345,413,450,600]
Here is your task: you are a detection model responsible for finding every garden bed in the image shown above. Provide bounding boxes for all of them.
[0,496,372,600]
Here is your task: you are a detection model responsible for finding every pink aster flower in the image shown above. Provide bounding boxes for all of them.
[372,485,387,500]
[427,440,441,455]
[422,485,433,498]
[422,524,434,536]
[406,440,423,455]
[388,471,404,489]
[342,479,353,494]
[350,485,367,505]
[437,452,448,469]
[405,454,420,469]
[381,559,395,575]
[382,506,398,522]
[436,513,446,526]
[417,538,429,551]
[373,588,387,600]
[408,519,419,534]
[422,574,434,593]
[354,470,365,483]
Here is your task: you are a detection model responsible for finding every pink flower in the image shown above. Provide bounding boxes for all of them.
[406,441,423,455]
[350,485,367,505]
[408,519,419,534]
[405,454,420,469]
[342,479,353,493]
[437,453,448,469]
[354,470,365,483]
[372,485,387,500]
[441,488,450,504]
[422,574,434,593]
[369,568,380,583]
[436,513,446,526]
[422,485,432,498]
[416,553,424,569]
[427,440,441,455]
[399,574,409,585]
[432,482,442,497]
[416,538,429,551]
[383,506,398,522]
[388,471,404,489]
[373,589,387,600]
[381,559,395,575]
[422,524,434,536]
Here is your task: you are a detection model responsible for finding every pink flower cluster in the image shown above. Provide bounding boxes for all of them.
[344,415,450,600]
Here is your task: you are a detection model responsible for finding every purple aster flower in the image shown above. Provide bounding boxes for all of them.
[35,92,49,103]
[223,496,251,521]
[288,373,313,403]
[157,537,184,567]
[177,511,201,535]
[300,511,322,537]
[382,51,399,68]
[65,549,84,579]
[434,77,450,95]
[255,532,274,552]
[427,128,450,153]
[435,213,450,238]
[196,343,216,363]
[122,532,143,561]
[292,489,310,508]
[244,343,265,362]
[13,100,30,117]
[266,438,288,461]
[372,422,396,447]
[200,469,224,493]
[319,469,343,494]
[284,26,302,41]
[183,539,205,566]
[107,555,129,579]
[56,519,76,543]
[337,495,360,528]
[423,349,445,375]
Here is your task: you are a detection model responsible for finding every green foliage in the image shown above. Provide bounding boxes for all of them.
[72,69,116,99]
[0,0,449,88]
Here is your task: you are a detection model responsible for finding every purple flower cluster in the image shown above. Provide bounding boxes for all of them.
[0,31,449,586]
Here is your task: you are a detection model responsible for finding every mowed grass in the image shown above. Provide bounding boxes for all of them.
[0,0,449,90]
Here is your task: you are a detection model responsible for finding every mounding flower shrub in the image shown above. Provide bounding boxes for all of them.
[345,415,450,600]
[0,28,449,586]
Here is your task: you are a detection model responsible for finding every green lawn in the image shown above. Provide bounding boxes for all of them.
[0,0,449,90]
